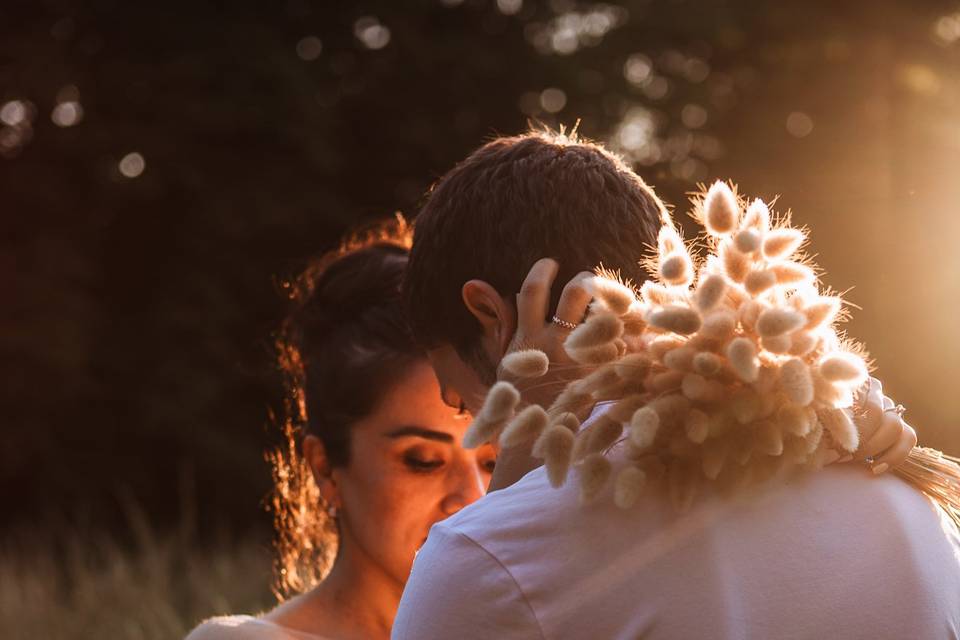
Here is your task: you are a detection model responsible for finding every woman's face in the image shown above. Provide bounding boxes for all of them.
[330,360,496,586]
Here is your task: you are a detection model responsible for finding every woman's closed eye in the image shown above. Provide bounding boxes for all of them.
[403,451,445,473]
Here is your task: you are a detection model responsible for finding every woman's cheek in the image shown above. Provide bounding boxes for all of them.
[379,471,446,574]
[345,460,410,532]
[377,464,440,525]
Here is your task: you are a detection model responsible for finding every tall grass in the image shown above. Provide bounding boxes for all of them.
[0,498,276,640]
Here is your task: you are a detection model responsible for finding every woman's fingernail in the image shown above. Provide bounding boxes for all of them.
[838,454,853,463]
[872,462,889,475]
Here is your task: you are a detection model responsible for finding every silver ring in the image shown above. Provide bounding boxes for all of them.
[551,315,579,330]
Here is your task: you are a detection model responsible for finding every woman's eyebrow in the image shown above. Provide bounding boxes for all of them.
[384,426,454,443]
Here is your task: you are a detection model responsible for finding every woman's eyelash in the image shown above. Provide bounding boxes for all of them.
[404,455,444,472]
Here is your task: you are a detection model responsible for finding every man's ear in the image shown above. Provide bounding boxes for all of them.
[462,279,516,354]
[302,434,340,509]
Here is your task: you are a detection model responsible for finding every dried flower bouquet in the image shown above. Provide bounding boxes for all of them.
[465,181,960,524]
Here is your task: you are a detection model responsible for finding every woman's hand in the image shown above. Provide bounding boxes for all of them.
[488,258,595,492]
[499,258,596,411]
[852,377,918,473]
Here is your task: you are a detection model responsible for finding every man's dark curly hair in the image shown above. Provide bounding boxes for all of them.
[403,130,667,364]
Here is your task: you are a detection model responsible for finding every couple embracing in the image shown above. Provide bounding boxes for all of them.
[191,131,960,640]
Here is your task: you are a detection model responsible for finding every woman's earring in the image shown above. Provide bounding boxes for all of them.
[326,503,339,519]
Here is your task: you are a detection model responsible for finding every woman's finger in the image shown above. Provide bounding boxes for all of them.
[858,410,902,460]
[853,377,884,446]
[516,258,560,336]
[871,420,918,473]
[554,271,595,327]
[813,446,842,468]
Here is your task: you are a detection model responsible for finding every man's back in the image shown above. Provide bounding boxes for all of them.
[394,447,960,639]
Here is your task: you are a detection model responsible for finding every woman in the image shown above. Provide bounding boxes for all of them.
[188,218,497,639]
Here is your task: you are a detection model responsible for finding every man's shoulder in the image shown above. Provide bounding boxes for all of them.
[414,461,960,639]
[439,454,952,560]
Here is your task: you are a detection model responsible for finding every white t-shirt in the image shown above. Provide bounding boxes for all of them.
[393,407,960,640]
[186,615,330,640]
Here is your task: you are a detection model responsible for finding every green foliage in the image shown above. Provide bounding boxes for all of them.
[3,0,960,538]
[0,519,273,640]
[2,0,731,532]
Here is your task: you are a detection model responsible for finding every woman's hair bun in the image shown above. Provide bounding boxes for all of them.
[283,214,413,352]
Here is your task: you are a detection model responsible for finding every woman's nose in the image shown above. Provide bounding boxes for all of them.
[440,458,486,516]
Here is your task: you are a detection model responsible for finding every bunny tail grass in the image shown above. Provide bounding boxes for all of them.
[475,179,959,514]
[701,180,739,235]
[894,447,960,530]
[499,405,549,448]
[501,349,550,378]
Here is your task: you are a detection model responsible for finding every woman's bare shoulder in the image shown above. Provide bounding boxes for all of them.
[185,615,328,640]
[185,616,268,640]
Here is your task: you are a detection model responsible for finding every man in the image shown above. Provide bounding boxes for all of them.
[394,131,960,638]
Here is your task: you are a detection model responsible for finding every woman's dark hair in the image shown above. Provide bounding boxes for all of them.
[269,215,419,598]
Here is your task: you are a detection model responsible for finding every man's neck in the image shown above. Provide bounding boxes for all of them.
[488,445,543,492]
[488,401,601,492]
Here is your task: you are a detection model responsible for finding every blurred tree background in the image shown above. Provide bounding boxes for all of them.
[3,0,960,540]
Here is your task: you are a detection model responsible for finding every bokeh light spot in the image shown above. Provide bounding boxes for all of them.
[693,134,724,161]
[540,88,567,113]
[296,36,323,61]
[52,101,83,127]
[551,28,579,55]
[681,104,708,129]
[643,76,670,100]
[354,17,391,50]
[526,5,628,56]
[119,152,146,178]
[623,54,653,86]
[496,0,523,16]
[786,111,814,138]
[896,64,941,96]
[933,14,960,45]
[684,57,710,83]
[1,101,26,126]
[613,107,658,165]
[671,157,706,181]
